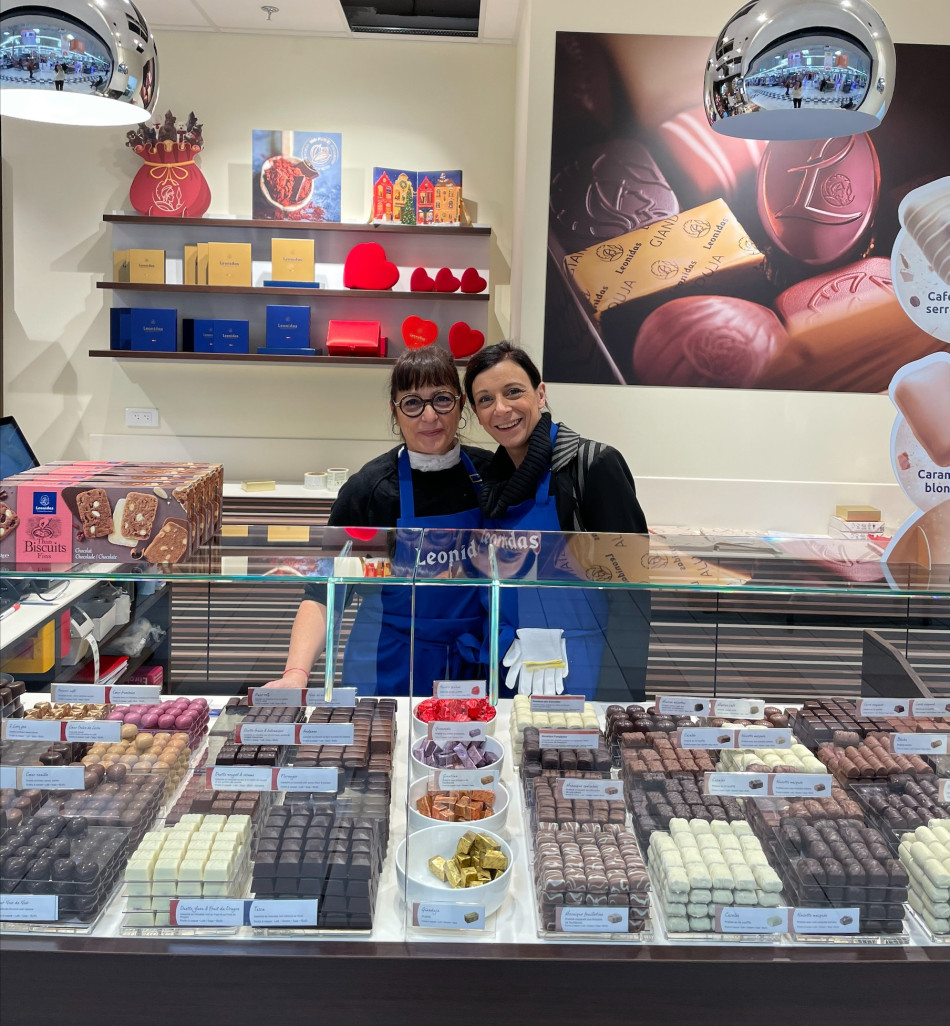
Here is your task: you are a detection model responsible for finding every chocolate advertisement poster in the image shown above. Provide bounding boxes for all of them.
[371,168,463,225]
[544,36,950,392]
[252,130,342,222]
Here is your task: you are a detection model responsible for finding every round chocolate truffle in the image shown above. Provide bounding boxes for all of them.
[633,296,787,387]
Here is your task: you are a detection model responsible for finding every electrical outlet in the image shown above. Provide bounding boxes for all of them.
[125,407,159,428]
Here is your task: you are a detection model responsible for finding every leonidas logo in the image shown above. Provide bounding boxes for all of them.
[32,491,57,515]
[595,242,624,262]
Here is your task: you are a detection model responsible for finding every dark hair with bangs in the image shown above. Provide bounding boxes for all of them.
[389,346,463,403]
[463,341,542,405]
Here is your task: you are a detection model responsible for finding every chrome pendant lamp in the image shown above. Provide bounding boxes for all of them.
[0,0,158,126]
[704,0,895,141]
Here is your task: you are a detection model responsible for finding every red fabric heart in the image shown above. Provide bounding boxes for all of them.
[410,267,435,292]
[343,242,399,290]
[460,267,487,294]
[402,316,438,349]
[448,321,485,358]
[434,267,461,293]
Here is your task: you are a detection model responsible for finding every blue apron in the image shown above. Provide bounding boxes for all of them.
[485,422,608,698]
[341,448,486,696]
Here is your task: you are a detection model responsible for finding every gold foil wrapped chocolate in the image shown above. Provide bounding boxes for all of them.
[427,831,508,889]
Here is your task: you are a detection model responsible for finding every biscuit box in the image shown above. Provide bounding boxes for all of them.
[0,462,223,567]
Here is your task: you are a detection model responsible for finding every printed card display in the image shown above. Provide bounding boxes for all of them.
[17,766,85,790]
[792,908,860,934]
[715,907,789,933]
[252,131,341,222]
[207,767,338,792]
[411,902,484,930]
[371,167,462,225]
[555,907,627,933]
[434,680,486,700]
[428,721,486,744]
[0,895,59,922]
[656,696,765,718]
[431,768,500,790]
[245,686,357,708]
[856,698,914,717]
[888,733,948,755]
[1,719,120,743]
[705,772,833,797]
[530,694,585,713]
[248,900,319,928]
[168,899,245,927]
[556,778,624,800]
[538,729,600,749]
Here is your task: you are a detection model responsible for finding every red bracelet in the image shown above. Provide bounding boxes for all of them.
[283,666,310,680]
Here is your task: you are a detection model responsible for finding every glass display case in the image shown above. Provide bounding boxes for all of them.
[1,528,947,1023]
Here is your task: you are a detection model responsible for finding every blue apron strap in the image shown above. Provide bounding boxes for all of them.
[396,446,415,520]
[532,421,559,505]
[459,449,483,491]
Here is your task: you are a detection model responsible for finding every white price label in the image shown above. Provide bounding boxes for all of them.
[274,768,338,792]
[0,895,58,922]
[538,729,600,749]
[555,907,627,933]
[168,899,244,927]
[736,728,792,749]
[64,720,122,743]
[679,728,738,749]
[298,723,355,746]
[2,719,61,741]
[529,694,585,713]
[412,902,485,930]
[308,687,357,708]
[434,680,487,700]
[556,778,624,800]
[248,900,319,927]
[207,767,273,790]
[911,698,950,716]
[889,733,948,755]
[792,908,860,934]
[856,699,913,717]
[657,696,710,716]
[18,766,86,790]
[715,907,788,933]
[431,768,499,790]
[705,772,770,796]
[246,688,307,707]
[428,721,487,744]
[234,723,297,745]
[0,767,15,789]
[771,773,833,798]
[710,698,766,719]
[938,780,949,802]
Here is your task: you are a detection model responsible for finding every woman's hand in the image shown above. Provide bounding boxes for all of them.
[263,668,309,689]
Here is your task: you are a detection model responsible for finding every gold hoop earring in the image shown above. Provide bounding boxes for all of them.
[459,414,468,430]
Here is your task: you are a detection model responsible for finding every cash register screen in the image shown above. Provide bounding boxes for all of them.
[0,416,40,479]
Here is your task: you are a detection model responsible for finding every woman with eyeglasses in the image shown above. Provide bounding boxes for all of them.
[463,341,650,700]
[267,346,492,694]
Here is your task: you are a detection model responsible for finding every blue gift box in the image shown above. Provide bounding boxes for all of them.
[182,318,216,353]
[110,308,131,350]
[266,305,311,348]
[131,308,178,352]
[213,319,250,354]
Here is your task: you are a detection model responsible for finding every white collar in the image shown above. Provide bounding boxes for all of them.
[404,442,461,472]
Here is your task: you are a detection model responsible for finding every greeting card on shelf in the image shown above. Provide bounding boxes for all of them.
[371,168,462,225]
[253,130,342,222]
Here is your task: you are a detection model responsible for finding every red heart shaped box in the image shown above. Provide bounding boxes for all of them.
[402,316,438,349]
[460,267,487,294]
[448,321,485,358]
[434,267,461,293]
[343,242,399,290]
[410,267,436,292]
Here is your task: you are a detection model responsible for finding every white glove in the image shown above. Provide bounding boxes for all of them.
[503,628,569,696]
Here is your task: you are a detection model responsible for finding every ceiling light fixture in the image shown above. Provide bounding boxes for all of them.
[0,0,158,126]
[704,0,895,141]
[261,6,279,20]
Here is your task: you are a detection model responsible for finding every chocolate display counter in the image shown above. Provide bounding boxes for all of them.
[1,528,948,1024]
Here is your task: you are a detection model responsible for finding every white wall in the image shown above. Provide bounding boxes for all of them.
[512,0,950,533]
[1,31,516,476]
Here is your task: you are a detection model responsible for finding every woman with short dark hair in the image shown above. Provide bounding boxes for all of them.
[464,342,650,700]
[267,347,492,694]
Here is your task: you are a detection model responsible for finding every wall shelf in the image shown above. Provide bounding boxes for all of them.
[88,350,441,366]
[97,282,487,301]
[103,213,491,235]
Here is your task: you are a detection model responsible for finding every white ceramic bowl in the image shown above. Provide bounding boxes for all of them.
[409,734,505,781]
[407,778,510,834]
[411,699,498,738]
[395,823,514,918]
